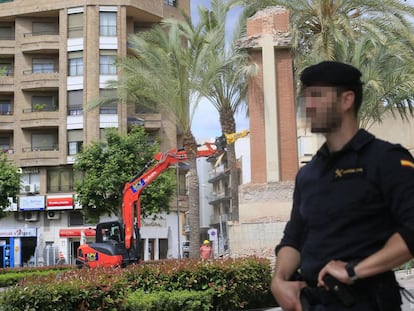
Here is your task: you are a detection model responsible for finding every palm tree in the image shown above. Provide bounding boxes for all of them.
[245,0,414,126]
[109,19,220,258]
[195,0,257,221]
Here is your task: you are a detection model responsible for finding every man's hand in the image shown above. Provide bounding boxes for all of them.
[317,260,351,287]
[271,277,306,311]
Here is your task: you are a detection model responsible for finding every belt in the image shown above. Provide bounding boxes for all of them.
[300,286,338,306]
[300,271,399,308]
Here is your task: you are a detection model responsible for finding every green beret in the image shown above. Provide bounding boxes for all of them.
[300,61,363,87]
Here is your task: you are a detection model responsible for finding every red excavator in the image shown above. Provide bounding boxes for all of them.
[75,142,221,268]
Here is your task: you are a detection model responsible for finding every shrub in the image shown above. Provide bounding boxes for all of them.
[123,289,214,311]
[0,257,276,310]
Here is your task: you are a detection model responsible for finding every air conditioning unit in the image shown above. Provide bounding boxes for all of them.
[24,184,36,193]
[47,210,60,220]
[15,212,25,221]
[25,211,39,222]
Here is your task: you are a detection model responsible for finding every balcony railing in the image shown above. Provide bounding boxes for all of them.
[2,148,14,154]
[68,105,83,116]
[23,106,58,113]
[22,145,59,152]
[0,70,13,76]
[23,69,58,75]
[0,110,13,115]
[24,30,59,37]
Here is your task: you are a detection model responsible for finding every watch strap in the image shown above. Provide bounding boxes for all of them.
[345,261,359,282]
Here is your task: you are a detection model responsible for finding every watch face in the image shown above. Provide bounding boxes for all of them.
[346,262,358,280]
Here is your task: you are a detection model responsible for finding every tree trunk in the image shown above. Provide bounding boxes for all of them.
[183,131,201,259]
[220,108,240,222]
[227,143,239,221]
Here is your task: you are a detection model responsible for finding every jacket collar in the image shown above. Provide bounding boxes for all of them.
[317,129,375,158]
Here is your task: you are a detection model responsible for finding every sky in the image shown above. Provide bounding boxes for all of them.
[189,0,249,141]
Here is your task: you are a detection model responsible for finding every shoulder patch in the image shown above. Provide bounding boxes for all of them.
[401,159,414,169]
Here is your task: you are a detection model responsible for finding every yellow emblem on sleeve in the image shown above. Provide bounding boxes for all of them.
[401,159,414,169]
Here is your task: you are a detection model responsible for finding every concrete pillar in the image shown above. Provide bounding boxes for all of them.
[144,238,150,261]
[242,7,298,183]
[154,238,159,260]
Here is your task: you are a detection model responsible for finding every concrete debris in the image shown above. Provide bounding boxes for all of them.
[248,6,288,20]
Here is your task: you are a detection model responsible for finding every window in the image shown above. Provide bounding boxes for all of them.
[21,171,40,190]
[135,102,158,114]
[68,13,83,38]
[99,51,116,75]
[0,99,12,115]
[67,130,83,155]
[32,95,57,111]
[32,22,58,36]
[68,51,83,76]
[47,167,75,192]
[0,23,14,40]
[99,89,117,114]
[0,60,13,76]
[69,210,87,226]
[0,136,10,152]
[67,90,83,115]
[100,12,116,36]
[32,59,55,73]
[32,133,58,151]
[164,0,177,7]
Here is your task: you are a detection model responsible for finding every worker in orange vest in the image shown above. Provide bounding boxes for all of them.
[200,240,212,260]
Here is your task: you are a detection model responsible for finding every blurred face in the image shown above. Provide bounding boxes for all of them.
[301,86,342,133]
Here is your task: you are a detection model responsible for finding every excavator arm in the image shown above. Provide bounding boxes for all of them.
[121,142,219,250]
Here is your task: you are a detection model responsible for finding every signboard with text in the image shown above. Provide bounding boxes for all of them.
[0,228,37,237]
[19,195,45,211]
[46,195,74,210]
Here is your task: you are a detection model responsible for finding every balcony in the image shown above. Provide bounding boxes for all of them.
[136,113,162,130]
[20,147,59,166]
[0,75,14,92]
[20,32,59,53]
[1,148,15,161]
[208,190,231,205]
[21,70,59,90]
[208,168,230,183]
[0,112,14,130]
[0,38,15,55]
[20,108,59,128]
[20,145,59,167]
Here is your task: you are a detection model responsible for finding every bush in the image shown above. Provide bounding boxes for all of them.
[0,266,72,287]
[0,257,276,310]
[124,289,214,311]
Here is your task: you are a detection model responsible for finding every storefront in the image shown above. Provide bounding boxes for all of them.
[59,228,95,264]
[0,227,38,268]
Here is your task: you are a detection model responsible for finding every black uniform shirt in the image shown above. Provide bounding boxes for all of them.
[276,129,414,282]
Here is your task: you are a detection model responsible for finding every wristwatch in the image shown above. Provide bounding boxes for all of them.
[345,261,359,282]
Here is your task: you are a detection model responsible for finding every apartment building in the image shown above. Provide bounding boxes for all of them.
[0,0,189,268]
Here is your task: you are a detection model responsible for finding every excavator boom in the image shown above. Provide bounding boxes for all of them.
[122,141,219,250]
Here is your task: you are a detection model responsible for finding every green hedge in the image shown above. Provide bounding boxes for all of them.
[0,266,71,287]
[124,289,214,311]
[0,257,277,311]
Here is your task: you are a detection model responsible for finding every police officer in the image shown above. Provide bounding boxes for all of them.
[271,61,414,311]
